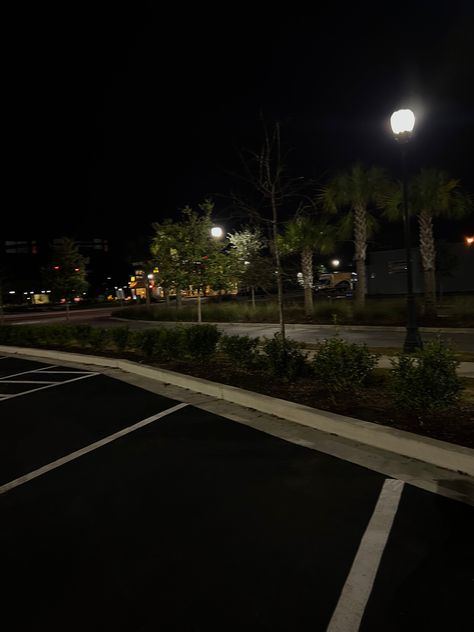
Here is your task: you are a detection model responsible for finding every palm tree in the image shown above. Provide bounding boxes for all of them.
[320,163,389,308]
[384,168,472,317]
[282,215,335,315]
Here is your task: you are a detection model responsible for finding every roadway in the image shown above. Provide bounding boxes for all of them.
[1,353,473,631]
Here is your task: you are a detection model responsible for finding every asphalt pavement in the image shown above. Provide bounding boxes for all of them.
[1,355,473,631]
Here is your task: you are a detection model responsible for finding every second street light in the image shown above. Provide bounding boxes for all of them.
[390,108,423,352]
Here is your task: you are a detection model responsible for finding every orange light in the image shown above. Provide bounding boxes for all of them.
[465,236,474,246]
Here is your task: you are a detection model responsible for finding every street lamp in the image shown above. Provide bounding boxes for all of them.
[331,259,340,268]
[211,226,223,238]
[390,108,423,352]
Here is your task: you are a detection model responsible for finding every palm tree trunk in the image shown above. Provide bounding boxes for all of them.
[353,206,367,309]
[301,247,313,315]
[418,209,437,317]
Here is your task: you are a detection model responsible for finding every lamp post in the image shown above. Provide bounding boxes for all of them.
[390,109,423,352]
[196,225,223,324]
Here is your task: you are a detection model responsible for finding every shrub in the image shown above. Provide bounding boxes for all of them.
[0,325,14,344]
[311,336,378,393]
[135,330,162,358]
[154,327,187,361]
[110,326,131,353]
[218,334,261,368]
[261,333,309,380]
[88,327,110,351]
[185,324,221,360]
[389,338,463,414]
[69,324,94,346]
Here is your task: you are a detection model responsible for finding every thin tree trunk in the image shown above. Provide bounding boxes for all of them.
[145,282,151,307]
[251,286,256,309]
[418,209,437,317]
[197,290,202,323]
[301,247,313,315]
[353,206,367,309]
[176,286,182,309]
[269,190,285,339]
[164,288,170,307]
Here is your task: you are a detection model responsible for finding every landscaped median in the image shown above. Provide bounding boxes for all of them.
[1,328,473,477]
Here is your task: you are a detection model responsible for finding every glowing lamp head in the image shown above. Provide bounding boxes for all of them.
[390,109,415,141]
[211,226,223,238]
[331,259,340,268]
[465,236,474,247]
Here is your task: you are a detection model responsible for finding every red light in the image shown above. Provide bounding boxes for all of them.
[53,266,60,271]
[74,268,80,272]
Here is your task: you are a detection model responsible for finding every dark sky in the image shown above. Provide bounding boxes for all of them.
[5,1,474,250]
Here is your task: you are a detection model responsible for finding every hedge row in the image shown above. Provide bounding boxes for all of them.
[0,324,220,361]
[0,325,462,413]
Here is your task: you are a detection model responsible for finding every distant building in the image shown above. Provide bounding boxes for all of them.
[367,242,473,295]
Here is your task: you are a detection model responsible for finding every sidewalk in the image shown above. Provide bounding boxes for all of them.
[376,356,474,377]
[113,318,474,354]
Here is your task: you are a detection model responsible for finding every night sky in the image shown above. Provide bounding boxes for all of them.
[5,1,474,252]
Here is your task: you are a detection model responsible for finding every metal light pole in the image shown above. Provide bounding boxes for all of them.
[390,109,423,353]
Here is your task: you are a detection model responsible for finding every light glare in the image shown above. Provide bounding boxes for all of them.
[390,109,415,135]
[211,226,223,238]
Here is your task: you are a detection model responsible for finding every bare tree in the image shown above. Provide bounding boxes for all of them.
[229,119,308,339]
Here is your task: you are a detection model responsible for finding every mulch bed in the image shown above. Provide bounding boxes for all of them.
[161,359,474,449]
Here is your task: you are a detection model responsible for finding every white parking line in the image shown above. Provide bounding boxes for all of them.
[326,478,404,632]
[31,370,92,374]
[0,373,99,401]
[0,402,189,494]
[0,365,59,380]
[0,380,57,384]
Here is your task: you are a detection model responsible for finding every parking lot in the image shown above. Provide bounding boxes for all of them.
[1,354,473,631]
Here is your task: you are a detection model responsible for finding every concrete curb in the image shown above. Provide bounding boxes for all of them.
[2,344,473,477]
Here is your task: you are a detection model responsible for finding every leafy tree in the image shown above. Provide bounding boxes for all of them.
[42,238,89,302]
[150,219,188,307]
[384,168,472,316]
[227,227,273,307]
[151,200,232,321]
[320,163,390,308]
[281,215,335,315]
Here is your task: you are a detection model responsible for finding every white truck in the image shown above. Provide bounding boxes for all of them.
[314,272,356,295]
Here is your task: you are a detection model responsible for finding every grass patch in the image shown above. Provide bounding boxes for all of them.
[116,295,474,327]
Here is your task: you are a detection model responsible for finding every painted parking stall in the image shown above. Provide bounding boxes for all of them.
[0,356,184,486]
[0,355,472,631]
